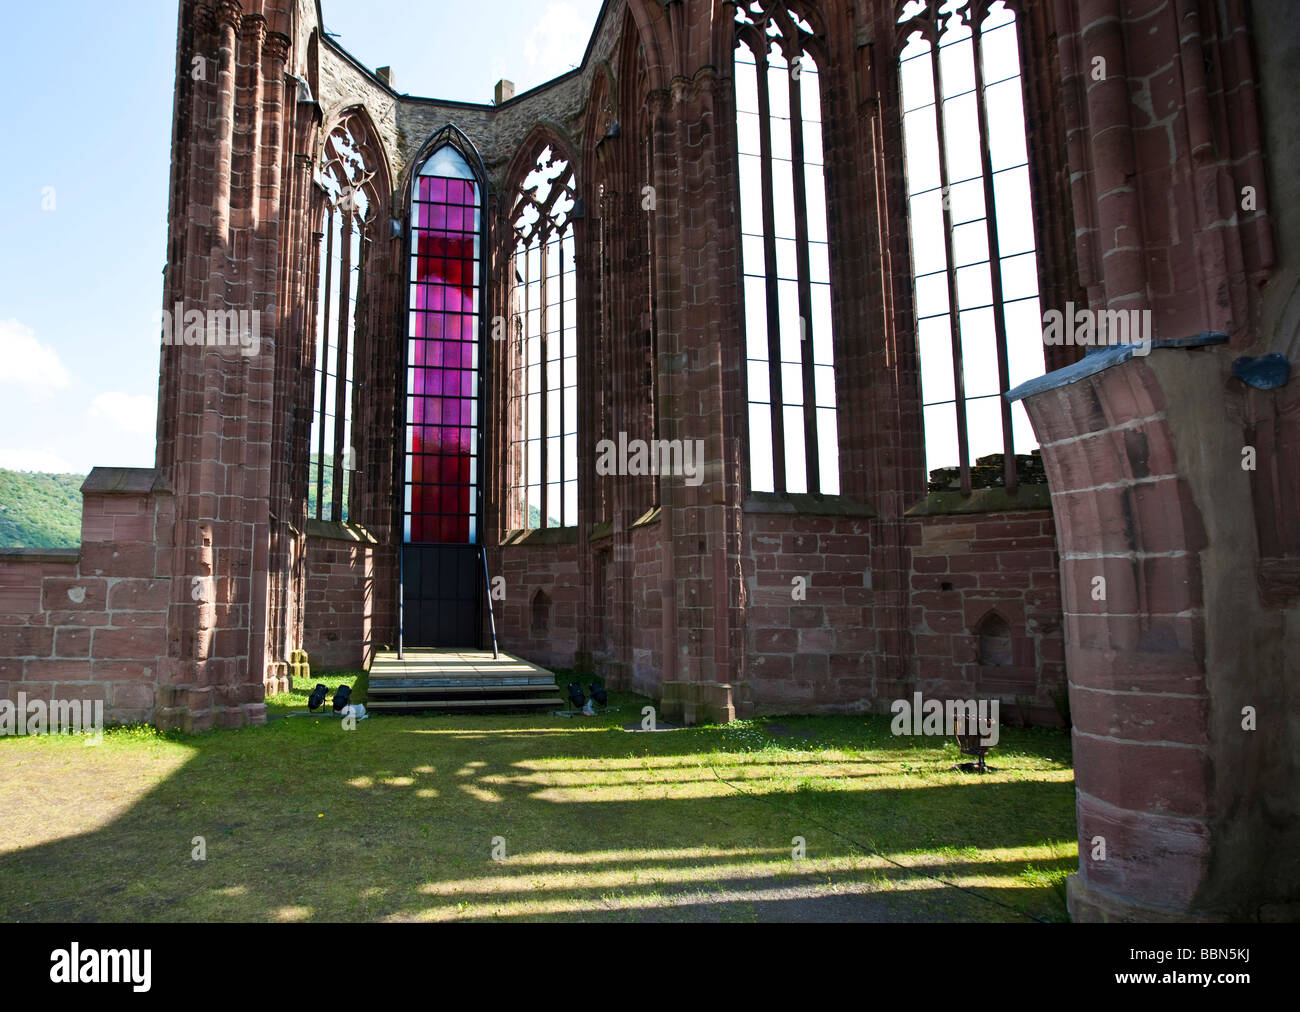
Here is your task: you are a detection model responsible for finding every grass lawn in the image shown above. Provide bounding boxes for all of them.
[0,672,1076,922]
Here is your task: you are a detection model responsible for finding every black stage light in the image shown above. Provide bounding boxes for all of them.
[567,682,586,709]
[333,684,352,712]
[307,683,329,711]
[588,681,608,707]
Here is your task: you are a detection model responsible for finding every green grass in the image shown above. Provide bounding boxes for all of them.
[0,696,1076,923]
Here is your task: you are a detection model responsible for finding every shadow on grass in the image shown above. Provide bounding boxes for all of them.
[0,697,1075,923]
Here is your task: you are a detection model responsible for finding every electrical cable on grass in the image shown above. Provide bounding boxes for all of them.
[706,757,1050,924]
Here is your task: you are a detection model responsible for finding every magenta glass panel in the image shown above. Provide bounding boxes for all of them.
[405,152,481,544]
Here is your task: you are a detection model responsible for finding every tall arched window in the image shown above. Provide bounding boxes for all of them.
[310,114,376,522]
[509,145,577,529]
[735,1,839,496]
[897,0,1043,492]
[405,143,484,544]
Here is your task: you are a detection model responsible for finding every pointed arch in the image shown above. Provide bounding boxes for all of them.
[318,104,393,229]
[732,0,833,75]
[616,8,651,128]
[531,588,551,636]
[975,609,1014,667]
[409,123,488,193]
[503,124,581,201]
[305,28,320,101]
[583,62,618,180]
[620,0,671,98]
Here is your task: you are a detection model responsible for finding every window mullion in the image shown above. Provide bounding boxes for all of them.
[928,38,972,497]
[332,212,352,523]
[559,233,568,526]
[539,234,549,529]
[970,18,1018,492]
[522,238,533,528]
[787,58,820,494]
[348,233,367,521]
[755,44,787,493]
[316,212,334,521]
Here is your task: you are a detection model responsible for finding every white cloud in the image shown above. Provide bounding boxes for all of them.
[521,2,601,83]
[89,392,156,437]
[0,448,76,473]
[0,318,71,395]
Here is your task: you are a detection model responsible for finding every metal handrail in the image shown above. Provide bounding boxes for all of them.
[480,545,499,659]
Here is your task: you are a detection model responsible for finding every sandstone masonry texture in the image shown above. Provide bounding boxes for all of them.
[0,0,1295,922]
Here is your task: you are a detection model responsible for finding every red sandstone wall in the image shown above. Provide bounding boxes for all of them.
[737,509,1066,720]
[488,541,580,670]
[908,512,1066,725]
[301,532,379,672]
[0,484,173,725]
[629,521,664,696]
[741,514,877,712]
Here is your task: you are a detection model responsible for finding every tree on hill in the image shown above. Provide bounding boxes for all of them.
[0,470,86,548]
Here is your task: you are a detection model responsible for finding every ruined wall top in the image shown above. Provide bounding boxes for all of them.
[304,0,637,197]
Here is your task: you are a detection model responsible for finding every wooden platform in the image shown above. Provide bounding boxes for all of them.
[365,649,562,713]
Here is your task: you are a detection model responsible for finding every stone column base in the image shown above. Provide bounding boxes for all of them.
[155,700,267,733]
[659,680,735,725]
[264,660,292,696]
[1066,874,1218,923]
[593,656,632,689]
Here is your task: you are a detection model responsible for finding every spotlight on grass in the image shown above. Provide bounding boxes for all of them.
[954,723,994,774]
[588,681,607,707]
[567,682,585,709]
[333,684,352,712]
[307,683,329,711]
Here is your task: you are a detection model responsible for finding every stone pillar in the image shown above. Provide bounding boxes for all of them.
[652,64,741,725]
[1014,339,1299,922]
[155,0,300,730]
[1007,0,1296,920]
[1016,350,1213,920]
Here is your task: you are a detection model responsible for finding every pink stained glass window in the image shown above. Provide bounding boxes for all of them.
[405,151,482,544]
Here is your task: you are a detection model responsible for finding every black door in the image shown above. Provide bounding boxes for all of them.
[401,544,480,648]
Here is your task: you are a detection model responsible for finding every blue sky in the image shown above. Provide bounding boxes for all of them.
[0,0,603,474]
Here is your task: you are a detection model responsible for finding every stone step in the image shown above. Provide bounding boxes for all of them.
[367,675,557,688]
[366,649,561,713]
[364,697,564,711]
[367,682,559,695]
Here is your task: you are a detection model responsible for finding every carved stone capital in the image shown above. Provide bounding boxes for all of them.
[240,12,267,44]
[192,4,217,34]
[264,31,291,65]
[214,0,242,33]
